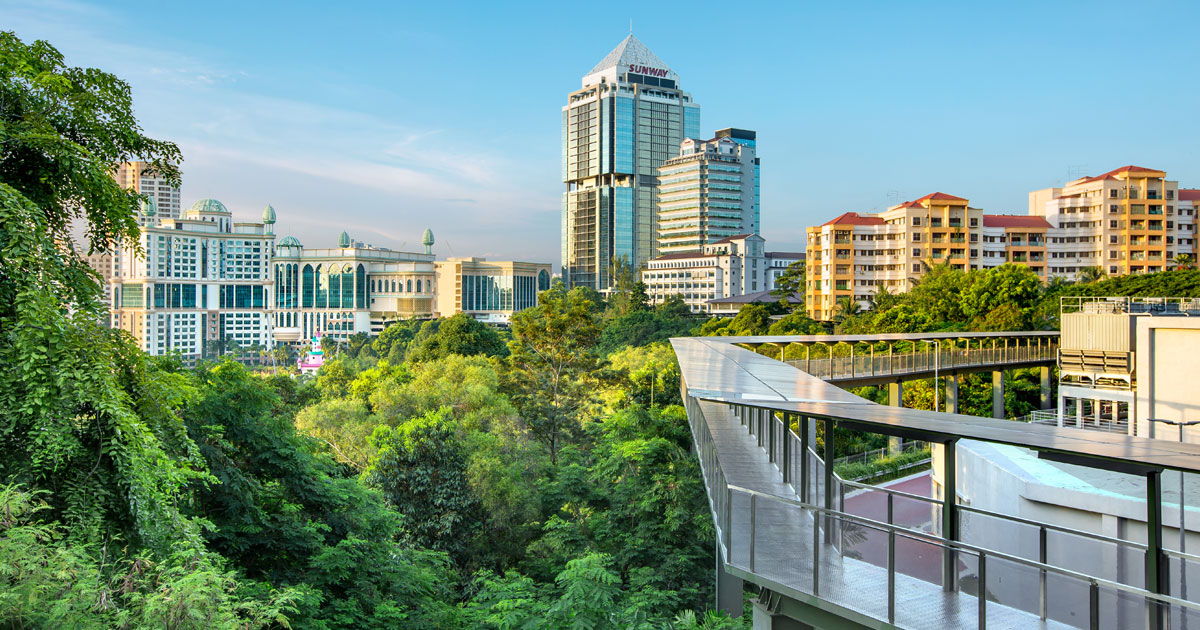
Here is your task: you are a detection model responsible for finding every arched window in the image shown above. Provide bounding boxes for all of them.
[416,279,422,293]
[315,264,329,308]
[341,264,354,308]
[391,279,396,292]
[302,264,315,308]
[356,265,366,308]
[328,266,340,310]
[407,279,413,292]
[538,269,551,291]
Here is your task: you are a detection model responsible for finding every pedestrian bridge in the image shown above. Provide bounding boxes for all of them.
[673,335,1200,629]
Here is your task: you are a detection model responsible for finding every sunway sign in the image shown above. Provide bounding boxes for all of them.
[627,64,668,78]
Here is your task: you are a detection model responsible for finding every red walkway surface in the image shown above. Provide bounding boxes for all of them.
[841,472,946,584]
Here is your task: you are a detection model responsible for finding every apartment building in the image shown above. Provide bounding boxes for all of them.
[805,194,1051,321]
[1030,165,1194,279]
[980,215,1049,276]
[642,234,767,313]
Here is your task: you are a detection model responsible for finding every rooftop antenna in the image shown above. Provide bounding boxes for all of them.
[1068,164,1089,181]
[629,19,633,35]
[886,190,900,206]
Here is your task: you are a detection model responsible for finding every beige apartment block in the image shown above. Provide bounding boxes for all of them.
[1030,165,1193,279]
[806,193,985,321]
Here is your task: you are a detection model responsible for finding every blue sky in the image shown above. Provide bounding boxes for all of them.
[6,0,1199,264]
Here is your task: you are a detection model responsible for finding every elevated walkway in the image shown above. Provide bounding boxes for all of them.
[675,335,1200,629]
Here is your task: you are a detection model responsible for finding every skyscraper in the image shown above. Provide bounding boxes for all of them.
[561,34,700,290]
[657,133,757,255]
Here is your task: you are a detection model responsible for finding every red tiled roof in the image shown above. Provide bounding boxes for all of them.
[1097,165,1162,178]
[821,212,884,226]
[913,192,968,203]
[983,215,1052,229]
[709,233,757,244]
[1179,189,1200,202]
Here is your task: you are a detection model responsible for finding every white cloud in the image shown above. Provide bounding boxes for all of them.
[2,0,562,264]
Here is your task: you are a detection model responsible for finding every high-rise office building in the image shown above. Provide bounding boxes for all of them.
[657,133,758,255]
[561,34,700,290]
[114,161,182,220]
[715,128,760,233]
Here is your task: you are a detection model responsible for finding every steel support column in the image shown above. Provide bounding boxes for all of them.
[716,542,743,618]
[942,439,959,592]
[1147,468,1167,629]
[1040,365,1052,410]
[888,381,903,454]
[992,370,1005,419]
[946,373,959,415]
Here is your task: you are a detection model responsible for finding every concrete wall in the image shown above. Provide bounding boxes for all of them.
[1136,317,1200,439]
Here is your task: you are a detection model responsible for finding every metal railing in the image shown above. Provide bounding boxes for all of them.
[687,391,1200,628]
[1014,409,1132,434]
[785,343,1056,382]
[1061,296,1200,316]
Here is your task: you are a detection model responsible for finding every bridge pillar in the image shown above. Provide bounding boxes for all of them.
[716,546,743,618]
[941,438,960,592]
[992,370,1005,419]
[1040,366,1052,410]
[888,381,903,454]
[946,373,959,414]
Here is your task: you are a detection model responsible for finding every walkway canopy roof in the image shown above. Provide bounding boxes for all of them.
[673,336,1200,475]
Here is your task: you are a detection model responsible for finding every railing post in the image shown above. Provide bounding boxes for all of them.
[781,413,791,484]
[887,528,896,624]
[724,487,732,563]
[978,552,987,630]
[887,492,894,526]
[749,492,756,573]
[812,501,821,597]
[1039,525,1048,620]
[800,415,810,504]
[824,417,835,545]
[1089,580,1100,630]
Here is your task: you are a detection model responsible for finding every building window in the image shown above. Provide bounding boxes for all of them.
[912,264,922,272]
[912,217,921,226]
[912,248,921,256]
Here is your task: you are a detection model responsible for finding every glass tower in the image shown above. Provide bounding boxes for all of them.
[562,35,700,290]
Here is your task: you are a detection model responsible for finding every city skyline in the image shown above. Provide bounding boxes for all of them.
[7,0,1199,266]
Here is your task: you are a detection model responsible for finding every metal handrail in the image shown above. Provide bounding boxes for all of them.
[725,482,1200,615]
[742,403,1200,593]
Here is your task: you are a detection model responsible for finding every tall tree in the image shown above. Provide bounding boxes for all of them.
[506,282,602,463]
[770,260,806,310]
[0,31,204,551]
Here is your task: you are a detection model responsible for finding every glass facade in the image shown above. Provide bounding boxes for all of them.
[153,283,198,309]
[562,48,698,290]
[462,274,538,312]
[219,285,264,309]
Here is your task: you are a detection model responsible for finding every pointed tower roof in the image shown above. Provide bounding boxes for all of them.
[582,34,678,87]
[338,231,350,248]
